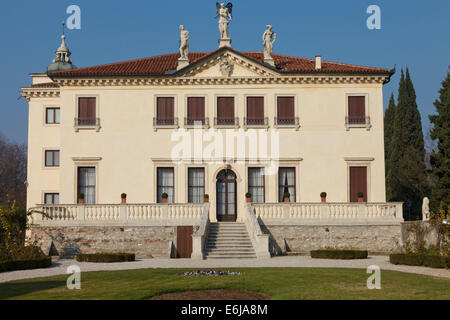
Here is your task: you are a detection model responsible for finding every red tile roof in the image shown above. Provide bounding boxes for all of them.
[49,48,392,77]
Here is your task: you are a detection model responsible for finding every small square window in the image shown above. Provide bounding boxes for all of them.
[44,193,59,204]
[46,108,60,124]
[45,150,60,167]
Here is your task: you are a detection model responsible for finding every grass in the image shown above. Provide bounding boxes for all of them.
[1,267,449,300]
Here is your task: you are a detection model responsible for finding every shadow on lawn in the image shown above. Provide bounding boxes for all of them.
[0,279,66,299]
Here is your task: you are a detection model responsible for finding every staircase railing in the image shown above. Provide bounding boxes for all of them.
[243,203,270,259]
[192,202,210,259]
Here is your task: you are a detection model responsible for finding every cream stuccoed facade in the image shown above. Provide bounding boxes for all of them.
[22,30,403,258]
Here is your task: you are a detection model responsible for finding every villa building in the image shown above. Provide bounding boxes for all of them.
[21,22,403,259]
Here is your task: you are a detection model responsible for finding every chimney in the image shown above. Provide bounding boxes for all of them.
[315,55,322,70]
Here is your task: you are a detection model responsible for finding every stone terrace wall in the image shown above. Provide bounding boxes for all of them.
[261,223,403,255]
[31,226,177,258]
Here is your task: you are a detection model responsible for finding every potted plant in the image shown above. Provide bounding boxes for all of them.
[283,191,290,203]
[121,193,127,204]
[320,192,327,203]
[357,192,364,203]
[161,192,169,204]
[245,192,252,203]
[78,193,85,204]
[204,194,209,203]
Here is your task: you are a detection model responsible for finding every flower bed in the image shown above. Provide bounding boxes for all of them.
[176,270,243,276]
[76,252,135,263]
[389,253,449,269]
[0,256,52,273]
[310,249,368,259]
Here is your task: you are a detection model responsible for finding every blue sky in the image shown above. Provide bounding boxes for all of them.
[0,0,449,144]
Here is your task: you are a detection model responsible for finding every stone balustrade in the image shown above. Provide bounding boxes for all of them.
[252,202,403,224]
[33,203,204,226]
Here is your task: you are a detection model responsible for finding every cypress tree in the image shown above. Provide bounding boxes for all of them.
[384,93,396,201]
[429,68,450,215]
[388,68,427,220]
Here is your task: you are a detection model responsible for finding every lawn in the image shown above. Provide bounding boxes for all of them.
[1,268,449,300]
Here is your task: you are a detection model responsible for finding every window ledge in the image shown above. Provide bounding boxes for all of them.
[345,123,372,131]
[74,118,101,132]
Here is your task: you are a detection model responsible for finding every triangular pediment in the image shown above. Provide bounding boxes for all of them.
[176,48,279,78]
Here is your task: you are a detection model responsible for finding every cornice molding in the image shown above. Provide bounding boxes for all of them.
[51,75,387,88]
[21,88,60,101]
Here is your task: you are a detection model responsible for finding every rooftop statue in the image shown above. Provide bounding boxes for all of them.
[215,2,232,40]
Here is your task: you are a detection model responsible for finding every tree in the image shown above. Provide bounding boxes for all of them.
[387,68,427,220]
[429,68,450,215]
[0,133,27,208]
[384,92,396,200]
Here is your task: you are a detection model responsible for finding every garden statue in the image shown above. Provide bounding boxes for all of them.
[422,197,430,221]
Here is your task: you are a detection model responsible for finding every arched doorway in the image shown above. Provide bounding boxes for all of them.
[216,169,237,222]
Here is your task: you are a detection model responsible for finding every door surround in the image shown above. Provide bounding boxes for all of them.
[216,168,237,222]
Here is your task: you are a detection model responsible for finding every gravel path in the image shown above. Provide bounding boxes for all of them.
[1,255,449,283]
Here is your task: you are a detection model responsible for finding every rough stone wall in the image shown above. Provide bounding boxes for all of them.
[261,224,403,255]
[30,226,177,258]
[401,221,446,248]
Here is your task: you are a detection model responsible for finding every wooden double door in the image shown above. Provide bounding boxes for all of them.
[216,169,237,222]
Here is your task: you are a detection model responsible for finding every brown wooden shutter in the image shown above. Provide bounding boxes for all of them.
[277,97,295,122]
[78,98,96,119]
[187,97,205,121]
[217,97,234,120]
[348,96,365,124]
[349,167,367,202]
[247,97,264,120]
[157,97,174,124]
[177,226,193,258]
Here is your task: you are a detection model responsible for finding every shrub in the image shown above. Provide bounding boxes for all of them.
[320,192,327,198]
[357,192,364,198]
[78,193,85,200]
[245,192,251,198]
[76,252,135,263]
[121,193,127,199]
[423,255,446,268]
[389,253,447,268]
[204,194,209,199]
[0,257,52,273]
[283,191,290,199]
[310,249,368,259]
[389,253,424,266]
[161,193,168,199]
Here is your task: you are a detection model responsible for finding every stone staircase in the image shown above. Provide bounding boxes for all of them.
[204,222,257,259]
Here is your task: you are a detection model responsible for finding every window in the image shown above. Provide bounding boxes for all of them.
[276,96,295,125]
[188,168,205,203]
[77,97,96,126]
[186,97,205,125]
[45,150,60,167]
[78,167,96,204]
[216,97,235,126]
[349,166,367,202]
[248,168,265,203]
[278,167,296,202]
[156,97,175,125]
[246,97,265,126]
[46,108,60,124]
[157,168,174,203]
[347,96,366,124]
[44,193,59,204]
